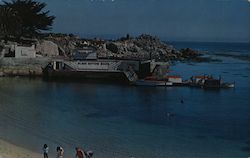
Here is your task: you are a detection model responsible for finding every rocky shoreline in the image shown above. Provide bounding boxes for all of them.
[44,33,204,62]
[0,34,208,77]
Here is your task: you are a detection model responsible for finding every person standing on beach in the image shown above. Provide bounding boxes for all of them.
[56,146,64,158]
[43,144,49,158]
[75,147,85,158]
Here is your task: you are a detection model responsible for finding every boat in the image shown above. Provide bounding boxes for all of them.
[134,75,173,86]
[188,75,235,89]
[134,79,173,87]
[221,82,235,88]
[165,75,184,86]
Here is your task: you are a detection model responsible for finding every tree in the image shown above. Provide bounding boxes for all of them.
[0,5,22,38]
[0,0,55,38]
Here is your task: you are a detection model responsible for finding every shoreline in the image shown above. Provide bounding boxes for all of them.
[0,139,41,158]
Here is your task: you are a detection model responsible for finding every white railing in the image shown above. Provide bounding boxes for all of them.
[64,61,122,71]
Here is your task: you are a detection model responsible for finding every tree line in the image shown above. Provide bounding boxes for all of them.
[0,0,55,39]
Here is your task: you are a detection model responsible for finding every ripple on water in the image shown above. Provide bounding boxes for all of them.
[233,74,242,76]
[242,75,249,78]
[241,147,250,153]
[85,112,112,118]
[245,140,250,145]
[194,135,207,139]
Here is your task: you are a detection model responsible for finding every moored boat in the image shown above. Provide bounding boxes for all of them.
[134,79,173,87]
[221,82,235,88]
[188,75,235,89]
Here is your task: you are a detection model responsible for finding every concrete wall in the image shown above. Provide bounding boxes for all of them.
[0,57,51,76]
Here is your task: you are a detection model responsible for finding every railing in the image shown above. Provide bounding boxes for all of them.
[64,61,122,71]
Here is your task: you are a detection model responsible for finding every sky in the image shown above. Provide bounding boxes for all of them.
[5,0,250,42]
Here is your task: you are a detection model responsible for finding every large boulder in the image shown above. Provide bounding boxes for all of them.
[98,34,179,61]
[180,48,201,59]
[36,40,59,57]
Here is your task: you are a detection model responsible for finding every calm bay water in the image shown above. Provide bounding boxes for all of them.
[0,42,250,158]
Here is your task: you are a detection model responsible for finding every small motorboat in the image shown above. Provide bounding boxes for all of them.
[221,82,235,88]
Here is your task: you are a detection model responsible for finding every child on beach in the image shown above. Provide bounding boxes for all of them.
[56,146,64,158]
[43,144,49,158]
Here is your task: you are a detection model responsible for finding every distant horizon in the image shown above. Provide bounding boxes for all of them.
[40,0,250,43]
[2,0,249,43]
[50,31,250,44]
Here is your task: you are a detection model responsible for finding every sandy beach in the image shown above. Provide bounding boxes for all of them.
[0,139,41,158]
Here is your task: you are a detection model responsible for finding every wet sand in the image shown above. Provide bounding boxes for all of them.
[0,139,41,158]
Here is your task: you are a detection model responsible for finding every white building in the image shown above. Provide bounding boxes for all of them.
[15,45,36,58]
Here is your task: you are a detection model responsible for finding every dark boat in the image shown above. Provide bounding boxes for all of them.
[202,79,221,88]
[188,75,235,89]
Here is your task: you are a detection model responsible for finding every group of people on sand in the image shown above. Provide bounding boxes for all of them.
[43,144,93,158]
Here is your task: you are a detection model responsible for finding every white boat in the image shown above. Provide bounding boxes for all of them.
[221,82,235,88]
[135,80,173,87]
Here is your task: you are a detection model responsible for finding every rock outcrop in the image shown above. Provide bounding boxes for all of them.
[34,34,204,62]
[179,48,201,60]
[0,34,204,62]
[36,40,59,57]
[98,34,180,61]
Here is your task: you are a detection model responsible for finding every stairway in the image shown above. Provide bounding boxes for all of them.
[109,61,121,70]
[124,69,138,82]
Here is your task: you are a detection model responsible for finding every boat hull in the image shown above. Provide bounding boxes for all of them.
[43,69,129,83]
[135,80,173,87]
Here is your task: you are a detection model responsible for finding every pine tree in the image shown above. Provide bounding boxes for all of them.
[0,0,55,38]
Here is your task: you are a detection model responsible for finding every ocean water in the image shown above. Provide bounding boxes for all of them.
[169,41,250,55]
[0,42,250,158]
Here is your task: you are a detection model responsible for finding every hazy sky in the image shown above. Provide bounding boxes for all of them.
[30,0,250,42]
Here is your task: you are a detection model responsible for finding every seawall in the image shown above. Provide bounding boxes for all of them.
[0,57,51,77]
